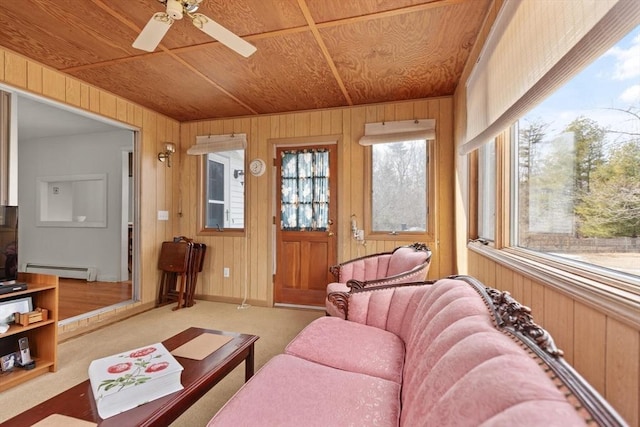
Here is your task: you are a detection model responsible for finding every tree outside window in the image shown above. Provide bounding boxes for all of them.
[371,140,428,233]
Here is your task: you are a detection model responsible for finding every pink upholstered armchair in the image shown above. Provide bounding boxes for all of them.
[325,243,432,317]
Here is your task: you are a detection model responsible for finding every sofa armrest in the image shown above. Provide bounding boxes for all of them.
[327,281,433,327]
[325,279,379,318]
[326,291,350,317]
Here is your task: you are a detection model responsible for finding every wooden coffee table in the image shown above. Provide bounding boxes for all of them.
[1,327,259,427]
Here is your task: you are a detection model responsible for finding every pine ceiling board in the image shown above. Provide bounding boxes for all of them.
[304,0,441,23]
[177,31,347,115]
[197,0,308,35]
[67,55,253,121]
[0,0,140,69]
[319,1,489,105]
[0,0,493,121]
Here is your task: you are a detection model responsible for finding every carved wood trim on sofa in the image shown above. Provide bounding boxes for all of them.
[450,275,627,427]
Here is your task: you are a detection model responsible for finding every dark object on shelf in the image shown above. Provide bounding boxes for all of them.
[21,360,35,370]
[0,282,27,295]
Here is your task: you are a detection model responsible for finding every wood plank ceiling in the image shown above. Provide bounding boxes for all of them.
[0,0,491,122]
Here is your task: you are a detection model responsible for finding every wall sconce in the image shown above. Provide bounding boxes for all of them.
[158,142,176,167]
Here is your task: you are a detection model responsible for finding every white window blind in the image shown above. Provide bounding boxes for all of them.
[187,133,247,155]
[359,119,436,145]
[460,0,640,155]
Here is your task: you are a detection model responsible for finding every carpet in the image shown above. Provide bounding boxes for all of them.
[0,300,323,426]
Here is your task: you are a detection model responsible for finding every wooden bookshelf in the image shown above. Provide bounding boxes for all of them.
[0,273,58,392]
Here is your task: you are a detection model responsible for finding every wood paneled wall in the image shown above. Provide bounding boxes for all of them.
[0,47,180,337]
[467,251,639,425]
[179,97,455,306]
[453,1,639,423]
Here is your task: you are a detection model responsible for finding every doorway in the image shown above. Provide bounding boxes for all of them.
[14,92,137,321]
[274,144,338,306]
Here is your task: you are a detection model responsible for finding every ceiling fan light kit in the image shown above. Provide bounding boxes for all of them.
[165,0,185,20]
[133,0,256,57]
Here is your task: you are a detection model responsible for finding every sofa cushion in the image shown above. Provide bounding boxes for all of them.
[386,246,428,277]
[208,354,401,427]
[285,316,405,384]
[347,284,432,335]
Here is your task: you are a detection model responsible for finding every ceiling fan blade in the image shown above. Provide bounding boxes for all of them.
[191,13,257,58]
[133,12,174,52]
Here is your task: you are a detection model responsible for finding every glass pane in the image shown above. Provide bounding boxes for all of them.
[208,160,224,201]
[207,202,224,229]
[514,25,640,278]
[280,149,330,231]
[372,140,427,232]
[204,150,244,229]
[478,140,496,240]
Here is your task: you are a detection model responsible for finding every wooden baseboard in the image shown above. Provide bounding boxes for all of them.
[58,301,155,343]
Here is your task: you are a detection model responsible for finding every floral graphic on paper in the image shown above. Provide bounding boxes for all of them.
[98,346,168,392]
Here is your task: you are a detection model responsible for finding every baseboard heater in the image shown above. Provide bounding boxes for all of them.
[22,263,98,282]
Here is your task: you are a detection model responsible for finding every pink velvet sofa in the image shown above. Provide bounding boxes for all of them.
[325,243,432,317]
[208,276,626,426]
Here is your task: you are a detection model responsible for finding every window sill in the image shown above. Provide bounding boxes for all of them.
[197,229,245,237]
[366,231,434,241]
[467,242,640,329]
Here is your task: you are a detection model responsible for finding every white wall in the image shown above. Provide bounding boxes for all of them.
[18,130,133,281]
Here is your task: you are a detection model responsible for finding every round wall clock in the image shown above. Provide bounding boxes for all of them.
[249,158,266,176]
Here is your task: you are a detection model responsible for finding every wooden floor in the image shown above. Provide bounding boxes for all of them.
[58,278,132,321]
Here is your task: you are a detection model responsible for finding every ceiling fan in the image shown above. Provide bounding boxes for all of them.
[132,0,257,57]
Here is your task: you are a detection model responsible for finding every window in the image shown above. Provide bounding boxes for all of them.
[512,25,640,279]
[280,149,330,231]
[190,133,247,234]
[477,140,496,241]
[201,149,244,231]
[368,139,430,234]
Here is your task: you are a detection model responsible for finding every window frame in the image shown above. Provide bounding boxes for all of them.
[364,138,435,241]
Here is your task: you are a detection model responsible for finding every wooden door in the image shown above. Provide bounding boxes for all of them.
[274,145,338,306]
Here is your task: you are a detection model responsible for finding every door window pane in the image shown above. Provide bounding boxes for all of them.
[281,149,329,231]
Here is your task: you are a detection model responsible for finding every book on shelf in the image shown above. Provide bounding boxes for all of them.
[88,342,184,419]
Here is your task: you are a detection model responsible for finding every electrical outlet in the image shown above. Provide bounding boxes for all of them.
[223,267,230,277]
